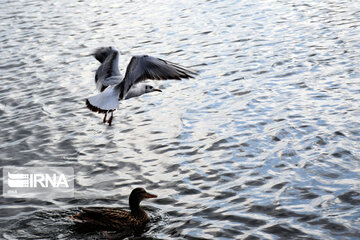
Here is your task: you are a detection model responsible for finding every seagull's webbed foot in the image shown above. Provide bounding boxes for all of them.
[103,113,107,123]
[108,112,113,126]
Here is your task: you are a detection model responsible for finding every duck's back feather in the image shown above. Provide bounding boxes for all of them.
[71,207,149,230]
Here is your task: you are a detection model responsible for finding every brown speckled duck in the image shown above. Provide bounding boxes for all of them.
[70,188,157,230]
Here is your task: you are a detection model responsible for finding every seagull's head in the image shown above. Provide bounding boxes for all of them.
[144,84,162,94]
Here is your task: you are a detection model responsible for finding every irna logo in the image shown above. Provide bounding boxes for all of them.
[7,172,69,188]
[3,167,74,198]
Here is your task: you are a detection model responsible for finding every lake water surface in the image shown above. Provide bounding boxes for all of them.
[0,0,360,239]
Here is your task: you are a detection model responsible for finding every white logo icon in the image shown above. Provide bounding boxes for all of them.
[7,172,30,187]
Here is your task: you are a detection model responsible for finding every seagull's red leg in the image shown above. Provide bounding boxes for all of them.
[103,113,107,123]
[108,112,113,126]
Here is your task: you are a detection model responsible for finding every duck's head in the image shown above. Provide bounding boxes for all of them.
[129,188,157,211]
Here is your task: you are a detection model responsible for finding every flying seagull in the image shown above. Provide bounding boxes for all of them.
[86,46,197,126]
[88,47,163,125]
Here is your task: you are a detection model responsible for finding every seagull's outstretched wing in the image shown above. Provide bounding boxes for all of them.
[95,49,123,91]
[119,55,197,99]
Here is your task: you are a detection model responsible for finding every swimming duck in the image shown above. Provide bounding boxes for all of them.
[70,188,157,230]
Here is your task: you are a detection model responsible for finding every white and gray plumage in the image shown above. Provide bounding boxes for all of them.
[86,46,197,126]
[93,46,123,92]
[88,47,163,125]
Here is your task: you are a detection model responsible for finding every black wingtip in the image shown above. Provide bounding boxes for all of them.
[178,69,197,79]
[191,68,200,76]
[170,61,198,78]
[85,99,114,114]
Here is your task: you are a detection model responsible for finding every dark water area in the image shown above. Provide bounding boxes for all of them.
[0,0,360,239]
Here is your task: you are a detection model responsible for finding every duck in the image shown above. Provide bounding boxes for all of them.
[86,46,197,126]
[70,188,157,230]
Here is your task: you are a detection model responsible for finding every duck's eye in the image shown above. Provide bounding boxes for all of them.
[150,86,153,89]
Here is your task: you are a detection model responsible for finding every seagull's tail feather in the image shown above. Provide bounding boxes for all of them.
[86,86,120,113]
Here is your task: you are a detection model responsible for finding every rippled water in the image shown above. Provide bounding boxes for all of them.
[1,0,360,239]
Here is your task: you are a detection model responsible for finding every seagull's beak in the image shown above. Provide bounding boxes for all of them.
[145,192,158,198]
[153,88,162,92]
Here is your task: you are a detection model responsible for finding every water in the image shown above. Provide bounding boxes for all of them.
[1,0,360,239]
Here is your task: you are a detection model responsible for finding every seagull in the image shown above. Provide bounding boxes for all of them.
[86,46,197,126]
[89,47,163,124]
